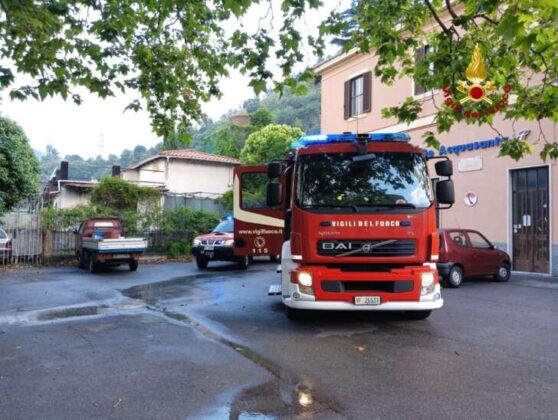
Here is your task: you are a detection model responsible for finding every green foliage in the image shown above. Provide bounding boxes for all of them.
[321,0,558,160]
[162,127,193,151]
[167,240,191,259]
[213,124,256,158]
[0,0,323,139]
[249,108,274,128]
[90,177,160,211]
[240,124,304,165]
[0,117,40,214]
[217,189,234,212]
[162,206,220,237]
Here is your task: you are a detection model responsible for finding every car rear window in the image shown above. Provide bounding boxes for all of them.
[94,221,115,228]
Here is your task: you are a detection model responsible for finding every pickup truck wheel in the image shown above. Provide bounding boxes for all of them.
[88,255,98,274]
[77,252,85,269]
[129,259,138,272]
[237,255,249,270]
[404,310,432,320]
[196,257,208,269]
[494,262,511,282]
[446,265,463,288]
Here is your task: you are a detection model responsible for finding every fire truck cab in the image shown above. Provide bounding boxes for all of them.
[250,132,455,320]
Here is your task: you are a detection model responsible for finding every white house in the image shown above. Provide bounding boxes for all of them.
[122,149,240,201]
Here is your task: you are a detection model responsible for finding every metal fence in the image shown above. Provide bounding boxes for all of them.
[0,209,42,265]
[164,193,225,216]
[1,209,195,266]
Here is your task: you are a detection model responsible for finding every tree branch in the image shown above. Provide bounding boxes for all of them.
[425,0,459,38]
[445,0,458,20]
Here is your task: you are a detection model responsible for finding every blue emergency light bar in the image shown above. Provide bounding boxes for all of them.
[291,132,410,148]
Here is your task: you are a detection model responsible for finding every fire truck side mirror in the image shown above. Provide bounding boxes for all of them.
[435,160,453,177]
[436,180,455,205]
[267,162,282,179]
[267,182,282,207]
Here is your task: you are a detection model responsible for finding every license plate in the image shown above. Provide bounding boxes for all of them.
[204,246,214,251]
[112,254,130,259]
[202,252,214,258]
[354,296,381,305]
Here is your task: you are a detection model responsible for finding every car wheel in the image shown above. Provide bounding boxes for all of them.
[494,262,511,282]
[196,257,208,269]
[88,255,98,274]
[404,310,432,320]
[446,265,463,288]
[237,255,249,270]
[129,259,138,272]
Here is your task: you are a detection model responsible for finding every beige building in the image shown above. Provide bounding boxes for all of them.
[122,149,240,200]
[315,52,557,276]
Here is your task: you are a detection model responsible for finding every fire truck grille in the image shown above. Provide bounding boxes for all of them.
[322,280,414,293]
[317,239,416,257]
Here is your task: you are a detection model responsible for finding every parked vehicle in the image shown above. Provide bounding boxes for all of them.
[75,218,147,273]
[437,229,511,288]
[236,132,455,320]
[0,228,12,260]
[192,218,249,269]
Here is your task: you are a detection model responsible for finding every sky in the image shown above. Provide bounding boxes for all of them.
[0,0,346,159]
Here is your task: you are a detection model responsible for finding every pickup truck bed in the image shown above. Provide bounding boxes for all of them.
[82,238,148,253]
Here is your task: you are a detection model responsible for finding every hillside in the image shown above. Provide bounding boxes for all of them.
[39,81,321,180]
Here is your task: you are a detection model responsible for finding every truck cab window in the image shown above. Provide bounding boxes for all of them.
[296,152,433,213]
[241,173,268,209]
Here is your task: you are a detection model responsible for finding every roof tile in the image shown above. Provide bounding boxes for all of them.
[159,149,241,165]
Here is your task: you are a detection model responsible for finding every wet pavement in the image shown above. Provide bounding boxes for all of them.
[0,261,557,419]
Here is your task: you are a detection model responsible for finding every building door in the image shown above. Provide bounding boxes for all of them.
[511,167,549,273]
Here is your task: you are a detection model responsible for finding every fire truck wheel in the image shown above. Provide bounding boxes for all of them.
[196,257,208,269]
[446,265,464,288]
[403,310,432,320]
[129,259,138,271]
[237,255,249,270]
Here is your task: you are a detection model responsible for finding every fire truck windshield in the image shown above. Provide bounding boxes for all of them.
[296,152,433,212]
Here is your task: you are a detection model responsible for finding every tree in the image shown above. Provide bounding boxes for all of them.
[91,176,160,211]
[162,128,193,151]
[249,108,274,128]
[0,1,320,140]
[0,117,40,214]
[213,124,256,158]
[322,0,558,160]
[40,145,61,181]
[240,124,303,165]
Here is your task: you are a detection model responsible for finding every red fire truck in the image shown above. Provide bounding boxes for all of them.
[234,132,454,320]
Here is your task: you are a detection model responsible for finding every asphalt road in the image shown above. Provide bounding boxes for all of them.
[0,260,557,419]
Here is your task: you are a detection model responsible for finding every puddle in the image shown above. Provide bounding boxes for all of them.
[192,379,334,419]
[121,274,225,304]
[37,305,103,320]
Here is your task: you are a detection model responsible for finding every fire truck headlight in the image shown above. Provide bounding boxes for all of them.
[297,272,313,287]
[421,272,435,287]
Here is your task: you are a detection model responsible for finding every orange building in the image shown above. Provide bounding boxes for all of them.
[314,50,557,277]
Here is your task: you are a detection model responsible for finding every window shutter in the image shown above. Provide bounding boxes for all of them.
[344,80,351,120]
[363,71,372,113]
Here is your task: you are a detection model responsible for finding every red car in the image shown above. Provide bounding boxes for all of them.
[437,229,511,288]
[191,218,249,270]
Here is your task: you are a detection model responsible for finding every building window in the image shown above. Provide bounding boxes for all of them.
[344,71,371,119]
[414,45,433,96]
